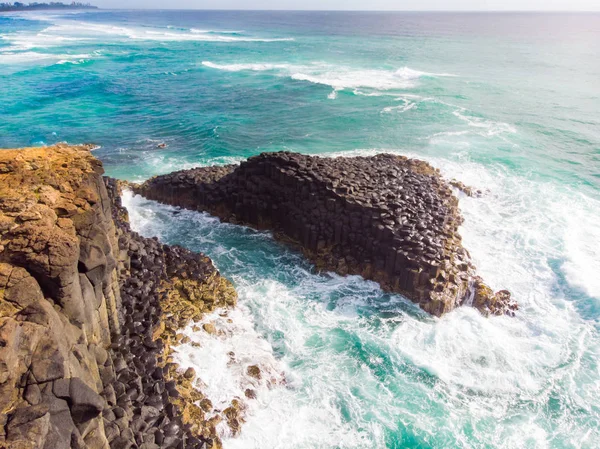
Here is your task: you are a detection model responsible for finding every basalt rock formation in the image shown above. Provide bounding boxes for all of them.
[135,152,516,317]
[0,144,240,449]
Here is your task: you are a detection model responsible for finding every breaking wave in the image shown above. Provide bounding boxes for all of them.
[202,60,456,94]
[0,19,292,53]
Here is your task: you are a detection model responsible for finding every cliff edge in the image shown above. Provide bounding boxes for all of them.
[135,152,517,317]
[0,145,239,449]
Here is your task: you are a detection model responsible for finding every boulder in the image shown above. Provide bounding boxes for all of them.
[68,378,104,423]
[6,404,51,449]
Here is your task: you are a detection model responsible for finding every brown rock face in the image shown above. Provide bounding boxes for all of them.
[0,144,122,449]
[0,145,239,449]
[135,151,517,317]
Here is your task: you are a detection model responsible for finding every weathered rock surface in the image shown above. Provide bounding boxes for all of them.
[0,145,239,449]
[134,151,517,317]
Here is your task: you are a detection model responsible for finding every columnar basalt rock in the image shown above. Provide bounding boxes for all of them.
[0,145,239,449]
[0,145,123,449]
[134,152,517,317]
[104,178,239,449]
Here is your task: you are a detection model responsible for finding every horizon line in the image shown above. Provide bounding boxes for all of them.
[84,8,600,13]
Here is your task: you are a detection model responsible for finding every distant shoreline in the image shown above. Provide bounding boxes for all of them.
[1,7,598,13]
[0,3,98,13]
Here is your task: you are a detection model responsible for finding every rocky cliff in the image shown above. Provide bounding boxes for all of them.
[0,145,238,449]
[135,152,517,317]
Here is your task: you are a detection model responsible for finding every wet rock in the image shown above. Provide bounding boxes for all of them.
[183,367,196,380]
[199,398,213,413]
[450,179,482,197]
[202,323,217,334]
[247,365,261,380]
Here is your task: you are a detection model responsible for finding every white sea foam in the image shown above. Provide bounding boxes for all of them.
[377,94,517,138]
[56,57,90,65]
[430,130,471,137]
[117,152,245,184]
[0,31,90,50]
[381,98,417,113]
[172,306,287,438]
[290,67,420,91]
[201,61,291,72]
[202,61,456,95]
[395,66,457,79]
[291,66,455,91]
[0,50,92,66]
[452,109,517,136]
[191,28,244,34]
[561,194,600,299]
[136,29,293,43]
[0,19,292,53]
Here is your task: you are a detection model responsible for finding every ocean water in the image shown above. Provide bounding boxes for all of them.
[1,9,600,449]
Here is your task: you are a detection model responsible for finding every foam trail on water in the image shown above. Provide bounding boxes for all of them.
[0,32,89,51]
[202,61,291,72]
[191,28,244,34]
[0,51,91,64]
[381,98,417,113]
[44,22,294,42]
[327,89,339,100]
[0,50,95,73]
[395,66,457,79]
[172,306,288,439]
[452,109,517,136]
[562,202,600,299]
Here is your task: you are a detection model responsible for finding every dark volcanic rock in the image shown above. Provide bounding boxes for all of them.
[135,151,517,317]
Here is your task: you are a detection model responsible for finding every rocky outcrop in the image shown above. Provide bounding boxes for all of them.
[135,152,517,317]
[0,145,239,449]
[0,145,123,449]
[104,179,239,448]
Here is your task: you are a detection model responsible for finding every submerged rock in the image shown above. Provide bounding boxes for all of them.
[246,365,261,380]
[134,151,517,317]
[450,179,483,197]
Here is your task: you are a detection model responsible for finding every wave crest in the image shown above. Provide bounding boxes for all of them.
[202,61,457,94]
[0,19,293,53]
[202,61,290,72]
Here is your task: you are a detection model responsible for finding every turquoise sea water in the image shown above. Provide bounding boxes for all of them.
[1,10,600,449]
